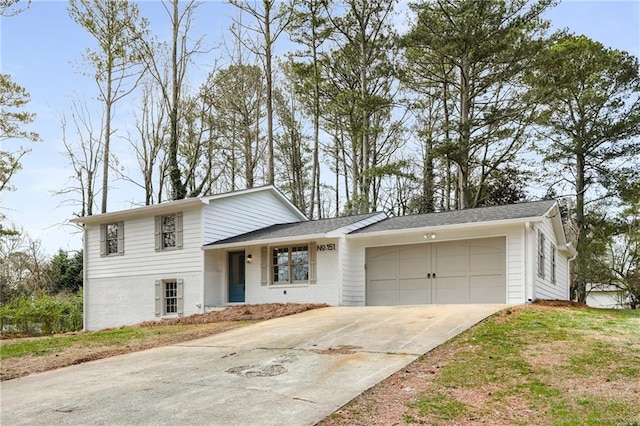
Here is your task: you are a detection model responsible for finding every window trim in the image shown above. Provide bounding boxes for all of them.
[550,242,557,284]
[262,242,317,286]
[155,212,183,251]
[537,231,546,278]
[100,221,124,257]
[155,278,184,316]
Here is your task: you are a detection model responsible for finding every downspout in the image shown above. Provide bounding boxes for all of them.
[524,222,533,303]
[566,243,578,301]
[82,225,88,331]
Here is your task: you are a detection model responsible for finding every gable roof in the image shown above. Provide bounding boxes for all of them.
[350,199,557,235]
[205,212,385,248]
[69,185,305,225]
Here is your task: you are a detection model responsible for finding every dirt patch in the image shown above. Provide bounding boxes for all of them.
[137,303,329,326]
[1,303,327,381]
[532,299,587,308]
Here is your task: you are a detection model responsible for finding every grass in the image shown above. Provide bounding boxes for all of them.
[0,324,214,360]
[402,306,640,425]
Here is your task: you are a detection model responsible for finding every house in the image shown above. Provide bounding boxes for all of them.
[72,186,576,330]
[586,284,627,308]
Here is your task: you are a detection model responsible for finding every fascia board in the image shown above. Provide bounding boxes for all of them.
[70,198,203,225]
[346,216,543,239]
[203,233,329,250]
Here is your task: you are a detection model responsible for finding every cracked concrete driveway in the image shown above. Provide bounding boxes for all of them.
[1,304,507,426]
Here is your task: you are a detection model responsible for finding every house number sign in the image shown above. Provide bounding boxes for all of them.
[316,243,336,251]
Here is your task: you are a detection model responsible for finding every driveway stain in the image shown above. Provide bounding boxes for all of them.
[312,345,362,355]
[226,354,298,377]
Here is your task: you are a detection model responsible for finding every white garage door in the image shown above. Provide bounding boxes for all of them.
[366,237,506,305]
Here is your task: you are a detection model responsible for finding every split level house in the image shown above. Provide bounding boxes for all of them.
[71,186,576,330]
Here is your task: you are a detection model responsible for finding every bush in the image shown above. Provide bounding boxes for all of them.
[0,290,83,335]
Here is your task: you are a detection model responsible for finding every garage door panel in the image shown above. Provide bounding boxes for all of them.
[435,276,468,304]
[469,252,505,273]
[366,237,506,305]
[367,278,398,306]
[435,243,468,274]
[368,259,397,279]
[399,256,429,277]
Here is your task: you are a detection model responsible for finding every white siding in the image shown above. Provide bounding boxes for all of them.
[531,218,570,300]
[342,224,527,306]
[202,191,304,243]
[86,206,203,279]
[204,238,340,306]
[85,271,202,330]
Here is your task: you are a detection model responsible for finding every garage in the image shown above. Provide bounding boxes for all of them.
[366,237,506,305]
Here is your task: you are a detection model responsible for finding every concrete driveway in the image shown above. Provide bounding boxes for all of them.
[1,304,506,426]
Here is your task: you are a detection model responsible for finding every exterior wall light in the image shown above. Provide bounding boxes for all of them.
[246,254,252,263]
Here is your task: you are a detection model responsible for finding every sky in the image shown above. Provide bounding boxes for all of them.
[1,0,639,256]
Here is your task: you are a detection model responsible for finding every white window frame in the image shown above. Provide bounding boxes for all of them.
[261,242,317,286]
[550,242,556,284]
[155,278,183,316]
[155,212,183,251]
[537,231,546,278]
[100,221,124,257]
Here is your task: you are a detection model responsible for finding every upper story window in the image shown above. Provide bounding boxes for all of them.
[100,221,124,257]
[162,215,176,248]
[537,231,546,278]
[155,212,183,251]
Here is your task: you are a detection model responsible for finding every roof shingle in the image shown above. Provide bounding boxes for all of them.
[207,212,383,246]
[350,199,556,234]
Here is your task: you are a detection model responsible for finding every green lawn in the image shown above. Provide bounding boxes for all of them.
[0,323,244,360]
[403,306,640,425]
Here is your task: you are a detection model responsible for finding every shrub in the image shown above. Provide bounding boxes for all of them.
[0,290,83,335]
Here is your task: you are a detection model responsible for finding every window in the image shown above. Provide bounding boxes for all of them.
[155,212,183,251]
[162,215,176,248]
[550,243,556,284]
[272,245,309,284]
[537,231,546,278]
[106,224,118,254]
[100,221,124,257]
[155,279,183,316]
[164,281,178,314]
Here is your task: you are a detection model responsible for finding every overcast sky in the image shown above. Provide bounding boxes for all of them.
[1,0,639,255]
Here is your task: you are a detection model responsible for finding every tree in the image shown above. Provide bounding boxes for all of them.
[68,0,149,213]
[273,61,311,212]
[322,0,403,214]
[124,77,168,205]
[288,0,332,218]
[138,0,209,200]
[230,0,292,186]
[57,99,104,217]
[46,250,83,295]
[0,73,39,193]
[403,0,553,209]
[204,64,266,189]
[526,34,640,303]
[0,0,30,16]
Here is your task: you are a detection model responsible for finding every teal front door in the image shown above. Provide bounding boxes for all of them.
[228,251,245,303]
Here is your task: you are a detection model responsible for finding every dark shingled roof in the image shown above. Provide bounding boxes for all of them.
[206,212,383,246]
[350,199,556,234]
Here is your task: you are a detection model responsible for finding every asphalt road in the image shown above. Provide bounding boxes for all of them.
[0,304,507,425]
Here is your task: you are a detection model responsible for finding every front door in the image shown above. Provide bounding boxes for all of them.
[228,251,246,303]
